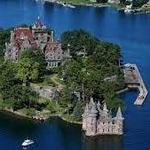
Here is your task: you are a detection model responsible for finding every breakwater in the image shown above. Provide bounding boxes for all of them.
[124,64,148,105]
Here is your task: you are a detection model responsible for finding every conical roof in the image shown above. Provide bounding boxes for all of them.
[97,101,101,108]
[90,104,98,114]
[89,97,95,106]
[84,103,89,113]
[82,103,89,117]
[103,103,109,113]
[97,101,103,114]
[116,107,124,119]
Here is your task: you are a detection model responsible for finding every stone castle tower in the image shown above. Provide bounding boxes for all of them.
[82,98,124,136]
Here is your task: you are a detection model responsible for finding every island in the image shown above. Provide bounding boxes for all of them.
[4,17,149,137]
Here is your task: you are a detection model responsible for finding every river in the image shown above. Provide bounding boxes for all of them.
[0,0,150,150]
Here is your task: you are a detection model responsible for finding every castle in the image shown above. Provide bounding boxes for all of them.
[4,17,65,68]
[82,98,124,136]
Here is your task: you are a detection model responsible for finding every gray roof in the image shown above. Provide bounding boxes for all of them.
[116,107,124,119]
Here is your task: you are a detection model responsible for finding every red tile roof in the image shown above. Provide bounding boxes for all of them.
[13,28,38,49]
[44,41,61,54]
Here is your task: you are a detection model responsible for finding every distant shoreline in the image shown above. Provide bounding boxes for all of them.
[43,0,150,14]
[44,0,122,9]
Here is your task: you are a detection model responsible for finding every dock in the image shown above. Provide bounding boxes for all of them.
[124,63,148,105]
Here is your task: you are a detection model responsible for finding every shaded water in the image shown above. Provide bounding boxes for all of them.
[0,0,150,149]
[0,112,123,150]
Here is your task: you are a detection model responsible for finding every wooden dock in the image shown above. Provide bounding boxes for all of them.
[124,63,148,105]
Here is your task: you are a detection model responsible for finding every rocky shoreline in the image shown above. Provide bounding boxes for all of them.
[1,108,82,125]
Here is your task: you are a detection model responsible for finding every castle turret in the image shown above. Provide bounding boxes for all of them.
[51,30,54,42]
[10,31,15,43]
[82,100,124,136]
[97,101,104,117]
[82,103,89,131]
[84,98,98,136]
[88,97,95,108]
[97,101,101,111]
[103,103,108,113]
[116,107,123,119]
[101,103,110,119]
[114,107,124,135]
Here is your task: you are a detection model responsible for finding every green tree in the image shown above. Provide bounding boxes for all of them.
[132,0,148,7]
[17,49,47,85]
[0,29,10,62]
[0,61,38,110]
[0,61,18,100]
[60,30,124,111]
[11,85,38,110]
[72,101,85,121]
[61,29,98,57]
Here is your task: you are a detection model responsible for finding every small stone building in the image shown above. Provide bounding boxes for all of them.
[82,98,124,136]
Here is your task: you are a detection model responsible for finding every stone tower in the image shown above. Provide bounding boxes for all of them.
[82,98,124,136]
[82,103,89,131]
[113,107,124,135]
[82,98,98,136]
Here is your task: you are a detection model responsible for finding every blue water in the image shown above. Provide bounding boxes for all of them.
[0,0,150,149]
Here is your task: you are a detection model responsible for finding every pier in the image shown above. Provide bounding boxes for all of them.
[124,63,148,105]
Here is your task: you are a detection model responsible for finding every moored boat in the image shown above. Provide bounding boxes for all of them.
[22,139,34,147]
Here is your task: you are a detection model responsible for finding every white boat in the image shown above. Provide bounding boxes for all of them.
[61,3,75,8]
[22,139,34,147]
[67,4,75,8]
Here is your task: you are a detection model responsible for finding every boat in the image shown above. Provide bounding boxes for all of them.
[67,4,76,8]
[61,2,75,8]
[22,139,34,147]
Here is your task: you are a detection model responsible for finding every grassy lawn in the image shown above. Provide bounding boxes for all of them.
[50,74,64,86]
[32,74,64,88]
